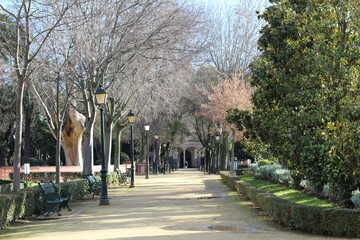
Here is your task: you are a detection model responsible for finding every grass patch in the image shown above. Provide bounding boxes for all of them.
[240,175,335,207]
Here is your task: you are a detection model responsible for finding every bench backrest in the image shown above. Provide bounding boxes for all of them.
[116,168,126,176]
[38,181,58,194]
[85,175,97,184]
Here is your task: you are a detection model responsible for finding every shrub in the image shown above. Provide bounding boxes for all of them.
[300,180,319,195]
[274,168,293,186]
[249,163,258,174]
[253,163,293,186]
[351,189,360,209]
[220,172,360,237]
[120,152,130,163]
[257,159,274,167]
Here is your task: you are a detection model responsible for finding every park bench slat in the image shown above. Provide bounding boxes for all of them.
[38,181,72,216]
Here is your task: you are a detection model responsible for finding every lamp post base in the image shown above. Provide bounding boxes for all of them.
[99,169,109,205]
[99,198,110,205]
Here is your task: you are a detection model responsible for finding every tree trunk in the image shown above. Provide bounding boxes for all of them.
[82,117,95,175]
[113,127,122,172]
[13,80,26,192]
[104,122,113,172]
[23,96,33,165]
[61,109,85,166]
[230,130,235,170]
[220,133,229,171]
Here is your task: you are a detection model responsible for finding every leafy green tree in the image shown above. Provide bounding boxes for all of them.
[249,0,359,204]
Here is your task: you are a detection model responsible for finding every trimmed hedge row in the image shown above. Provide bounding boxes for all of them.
[0,179,88,229]
[0,171,122,229]
[220,171,360,237]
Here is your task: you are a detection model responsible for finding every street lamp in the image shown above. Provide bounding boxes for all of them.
[144,125,150,179]
[127,110,136,188]
[168,143,171,174]
[206,142,211,174]
[162,143,167,175]
[94,84,109,205]
[154,133,159,175]
[215,133,221,174]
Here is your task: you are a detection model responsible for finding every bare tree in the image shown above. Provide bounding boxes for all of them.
[0,0,76,192]
[60,0,205,174]
[206,0,268,75]
[31,33,77,183]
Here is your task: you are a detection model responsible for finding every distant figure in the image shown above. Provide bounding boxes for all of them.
[185,161,188,169]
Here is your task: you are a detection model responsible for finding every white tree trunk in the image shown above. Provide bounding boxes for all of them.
[113,127,122,172]
[61,109,85,166]
[105,123,113,172]
[82,117,95,175]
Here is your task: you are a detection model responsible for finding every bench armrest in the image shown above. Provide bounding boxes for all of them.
[44,192,61,202]
[60,189,71,198]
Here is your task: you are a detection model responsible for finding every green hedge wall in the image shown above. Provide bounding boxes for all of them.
[220,171,360,237]
[0,171,121,229]
[0,179,88,229]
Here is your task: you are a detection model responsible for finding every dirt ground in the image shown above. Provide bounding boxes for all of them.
[0,169,353,240]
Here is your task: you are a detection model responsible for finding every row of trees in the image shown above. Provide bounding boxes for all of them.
[0,0,266,174]
[0,0,209,191]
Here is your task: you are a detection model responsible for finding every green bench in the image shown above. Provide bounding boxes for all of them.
[38,181,72,216]
[116,168,129,185]
[85,175,101,197]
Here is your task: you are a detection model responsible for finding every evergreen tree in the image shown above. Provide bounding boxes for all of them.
[249,0,359,205]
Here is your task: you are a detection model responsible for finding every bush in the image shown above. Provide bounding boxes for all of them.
[300,180,320,195]
[120,152,130,163]
[257,159,274,167]
[351,189,360,209]
[220,172,360,237]
[0,179,88,229]
[274,168,293,186]
[254,164,292,184]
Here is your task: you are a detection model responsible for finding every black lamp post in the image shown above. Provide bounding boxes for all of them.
[128,110,136,188]
[215,133,220,174]
[94,84,109,205]
[144,125,150,179]
[154,133,159,175]
[207,142,211,174]
[163,143,167,175]
[168,143,171,174]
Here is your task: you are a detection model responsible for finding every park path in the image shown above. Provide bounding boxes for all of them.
[0,169,348,240]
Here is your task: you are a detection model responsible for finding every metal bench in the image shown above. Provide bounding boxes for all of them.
[38,181,72,216]
[116,168,129,185]
[85,175,102,197]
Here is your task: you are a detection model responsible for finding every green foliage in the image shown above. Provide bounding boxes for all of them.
[241,174,333,207]
[351,189,360,209]
[166,118,190,144]
[0,179,88,229]
[257,159,274,166]
[221,172,360,237]
[31,115,57,165]
[120,151,129,163]
[240,0,360,205]
[226,109,251,132]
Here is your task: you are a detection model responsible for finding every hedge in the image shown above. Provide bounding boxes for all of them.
[220,171,360,237]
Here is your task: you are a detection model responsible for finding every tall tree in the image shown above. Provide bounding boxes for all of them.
[250,0,359,204]
[0,0,75,192]
[205,0,268,75]
[199,73,253,170]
